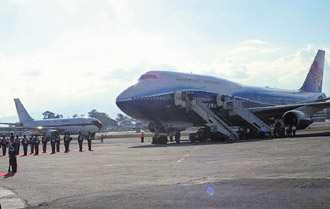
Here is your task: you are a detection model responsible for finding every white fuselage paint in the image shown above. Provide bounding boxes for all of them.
[21,117,102,134]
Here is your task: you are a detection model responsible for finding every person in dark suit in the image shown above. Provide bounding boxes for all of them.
[21,133,29,156]
[15,134,20,155]
[64,132,71,153]
[29,134,34,154]
[1,135,7,156]
[34,134,40,155]
[78,131,84,152]
[56,134,61,152]
[50,133,56,154]
[87,131,93,151]
[8,132,17,172]
[42,133,48,153]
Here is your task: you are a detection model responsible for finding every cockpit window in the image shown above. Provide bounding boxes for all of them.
[139,74,157,80]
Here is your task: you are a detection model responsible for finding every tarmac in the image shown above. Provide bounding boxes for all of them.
[1,126,330,208]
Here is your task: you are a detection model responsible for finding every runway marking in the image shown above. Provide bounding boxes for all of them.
[104,164,120,167]
[177,146,199,163]
[0,186,26,208]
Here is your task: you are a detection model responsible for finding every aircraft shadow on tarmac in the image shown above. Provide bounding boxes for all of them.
[129,139,270,148]
[130,132,330,149]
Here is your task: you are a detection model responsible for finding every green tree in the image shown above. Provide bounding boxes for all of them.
[88,109,117,127]
[43,111,63,119]
[116,113,136,126]
[43,111,55,119]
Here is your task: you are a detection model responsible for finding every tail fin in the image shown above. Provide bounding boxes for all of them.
[300,49,325,92]
[14,98,34,122]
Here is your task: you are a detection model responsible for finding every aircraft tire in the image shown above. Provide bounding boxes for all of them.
[175,132,181,144]
[210,135,218,142]
[175,137,180,144]
[162,137,168,144]
[151,136,158,144]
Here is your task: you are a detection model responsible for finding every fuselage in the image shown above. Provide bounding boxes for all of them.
[116,71,326,128]
[22,117,103,134]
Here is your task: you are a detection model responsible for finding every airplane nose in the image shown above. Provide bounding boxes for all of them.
[116,85,136,114]
[116,85,136,103]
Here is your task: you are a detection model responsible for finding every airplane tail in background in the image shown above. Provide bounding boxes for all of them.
[300,49,325,92]
[14,98,34,122]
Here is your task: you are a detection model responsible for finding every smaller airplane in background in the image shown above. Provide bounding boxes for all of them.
[0,99,103,137]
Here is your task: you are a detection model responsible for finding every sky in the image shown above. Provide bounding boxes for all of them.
[1,0,330,122]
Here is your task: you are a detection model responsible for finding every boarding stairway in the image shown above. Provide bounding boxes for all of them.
[174,91,272,140]
[220,95,272,134]
[174,91,239,140]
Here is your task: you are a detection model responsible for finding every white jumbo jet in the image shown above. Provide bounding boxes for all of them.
[1,99,103,137]
[116,49,330,143]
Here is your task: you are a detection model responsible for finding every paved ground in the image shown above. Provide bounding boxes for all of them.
[1,129,330,208]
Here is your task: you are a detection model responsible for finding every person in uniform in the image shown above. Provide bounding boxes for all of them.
[34,134,40,155]
[56,134,61,152]
[29,134,34,154]
[140,132,144,143]
[8,134,17,173]
[64,132,71,153]
[175,131,181,144]
[78,131,84,152]
[21,133,29,156]
[42,133,48,153]
[2,135,7,156]
[292,125,297,137]
[169,132,173,142]
[15,134,20,155]
[87,131,93,151]
[50,133,56,154]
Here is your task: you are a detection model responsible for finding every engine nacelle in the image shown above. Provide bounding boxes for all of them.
[282,110,313,130]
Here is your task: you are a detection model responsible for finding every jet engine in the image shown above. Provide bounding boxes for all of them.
[282,110,313,130]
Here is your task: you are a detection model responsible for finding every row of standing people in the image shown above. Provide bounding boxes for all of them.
[285,124,297,137]
[272,122,297,138]
[5,131,95,173]
[1,131,95,156]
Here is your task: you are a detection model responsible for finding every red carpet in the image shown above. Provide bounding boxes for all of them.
[0,173,21,177]
[0,149,96,157]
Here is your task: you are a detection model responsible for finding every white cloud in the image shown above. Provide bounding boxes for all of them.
[245,39,267,45]
[21,70,41,76]
[193,44,322,91]
[55,0,78,15]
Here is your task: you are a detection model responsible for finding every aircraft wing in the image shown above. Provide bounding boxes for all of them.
[248,101,330,119]
[0,123,59,132]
